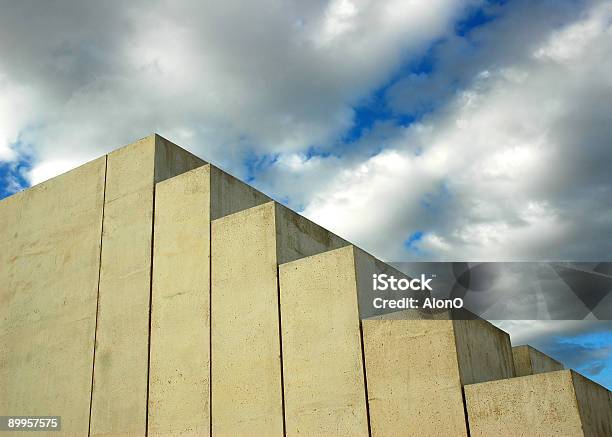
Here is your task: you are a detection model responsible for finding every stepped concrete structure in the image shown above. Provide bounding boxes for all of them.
[362,318,515,437]
[1,134,611,436]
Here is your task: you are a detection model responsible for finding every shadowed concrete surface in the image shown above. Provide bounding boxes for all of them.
[512,344,564,377]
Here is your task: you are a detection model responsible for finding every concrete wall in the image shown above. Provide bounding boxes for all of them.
[278,246,369,437]
[512,345,563,377]
[90,135,204,437]
[210,202,347,436]
[465,369,612,436]
[0,158,106,436]
[149,165,268,436]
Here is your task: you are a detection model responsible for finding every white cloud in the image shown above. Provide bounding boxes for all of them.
[534,2,612,63]
[281,0,612,261]
[0,0,477,184]
[1,0,611,263]
[28,159,81,186]
[317,0,359,45]
[0,75,38,161]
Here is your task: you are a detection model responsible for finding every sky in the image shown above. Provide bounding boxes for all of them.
[1,0,612,388]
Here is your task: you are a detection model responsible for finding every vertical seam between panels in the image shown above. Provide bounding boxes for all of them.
[88,155,108,437]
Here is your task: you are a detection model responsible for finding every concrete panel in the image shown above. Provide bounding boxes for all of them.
[211,202,347,436]
[465,369,612,436]
[278,246,369,437]
[513,344,564,377]
[149,165,268,436]
[362,319,514,436]
[363,320,468,437]
[0,158,106,435]
[91,135,204,437]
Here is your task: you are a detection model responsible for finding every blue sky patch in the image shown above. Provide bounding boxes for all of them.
[455,1,505,37]
[535,329,612,390]
[404,230,425,252]
[243,151,279,183]
[0,150,32,200]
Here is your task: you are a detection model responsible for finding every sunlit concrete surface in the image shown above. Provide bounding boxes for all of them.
[279,246,369,437]
[210,201,347,436]
[0,158,106,436]
[466,369,612,436]
[90,135,204,437]
[363,319,515,437]
[149,164,268,436]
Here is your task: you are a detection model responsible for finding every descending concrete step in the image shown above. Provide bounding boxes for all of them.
[512,344,564,377]
[149,164,270,436]
[278,246,369,437]
[278,245,428,437]
[362,318,515,437]
[465,369,612,436]
[210,201,348,436]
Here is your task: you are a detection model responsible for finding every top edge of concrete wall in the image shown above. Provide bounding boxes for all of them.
[0,155,108,207]
[1,134,360,254]
[0,133,208,204]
